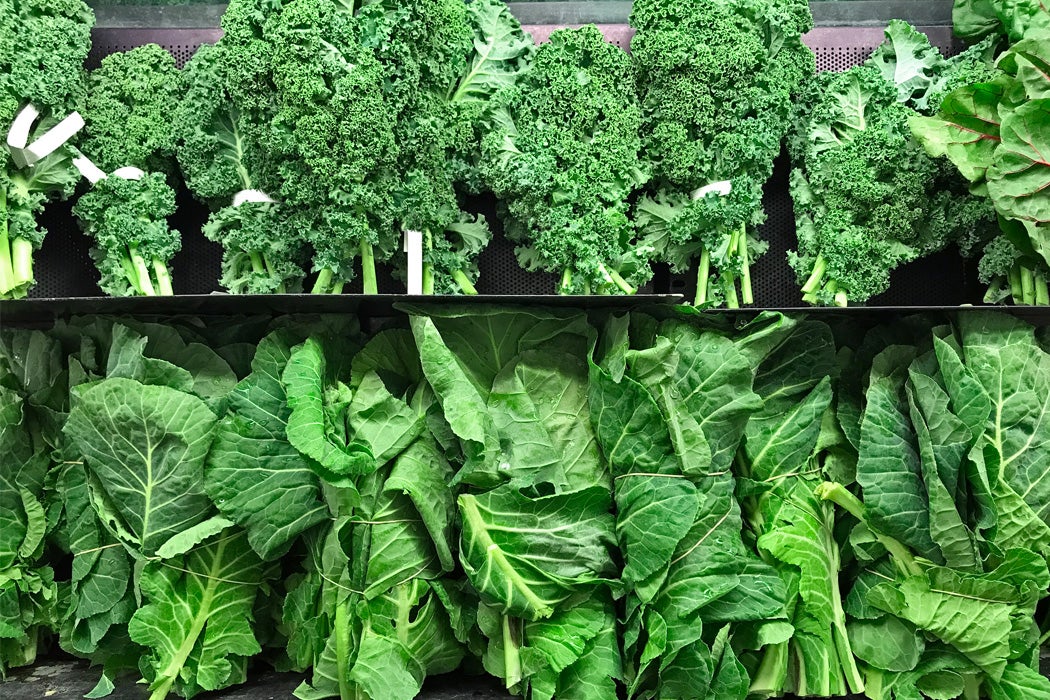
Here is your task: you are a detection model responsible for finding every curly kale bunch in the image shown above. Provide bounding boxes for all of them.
[179,39,306,294]
[76,44,183,296]
[0,0,94,298]
[482,25,649,295]
[265,0,400,294]
[789,23,999,306]
[72,172,178,296]
[631,0,815,306]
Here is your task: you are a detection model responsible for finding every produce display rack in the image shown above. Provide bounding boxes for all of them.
[4,0,985,311]
[5,3,1046,699]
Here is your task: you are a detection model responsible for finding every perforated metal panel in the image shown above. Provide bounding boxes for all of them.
[28,24,975,304]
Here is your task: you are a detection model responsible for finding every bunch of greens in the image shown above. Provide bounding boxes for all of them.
[630,0,815,307]
[818,311,1050,698]
[911,24,1050,305]
[355,0,517,295]
[178,40,306,295]
[0,0,93,298]
[589,311,791,699]
[409,306,620,698]
[73,44,184,296]
[789,22,999,306]
[264,0,400,295]
[0,329,66,675]
[952,0,1049,44]
[482,26,651,295]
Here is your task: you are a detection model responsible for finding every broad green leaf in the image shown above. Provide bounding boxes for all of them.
[458,484,616,620]
[986,660,1050,699]
[589,361,698,591]
[910,81,1006,182]
[155,516,235,559]
[347,371,424,465]
[867,19,947,110]
[409,316,500,486]
[64,378,217,555]
[205,332,328,561]
[847,616,925,673]
[284,337,374,477]
[857,346,939,558]
[987,99,1050,226]
[130,529,267,698]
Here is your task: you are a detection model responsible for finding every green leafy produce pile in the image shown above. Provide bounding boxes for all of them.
[2,306,1049,699]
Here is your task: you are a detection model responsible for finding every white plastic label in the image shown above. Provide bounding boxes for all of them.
[233,189,275,207]
[6,105,84,168]
[112,166,145,181]
[692,180,732,199]
[73,156,107,184]
[404,230,423,295]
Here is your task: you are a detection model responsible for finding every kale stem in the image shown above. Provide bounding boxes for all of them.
[452,268,478,295]
[608,268,636,295]
[312,267,334,294]
[695,247,710,305]
[330,280,345,295]
[739,225,753,305]
[334,601,354,700]
[749,642,788,696]
[1009,264,1023,304]
[502,616,523,691]
[130,246,157,296]
[11,236,34,290]
[422,231,435,294]
[360,239,377,294]
[153,259,173,296]
[249,252,266,274]
[559,269,573,295]
[1021,265,1036,305]
[1037,271,1049,306]
[0,189,14,295]
[962,675,981,700]
[801,255,827,295]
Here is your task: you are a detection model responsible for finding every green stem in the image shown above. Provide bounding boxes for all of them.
[249,251,266,274]
[559,268,573,295]
[422,231,435,295]
[724,268,740,309]
[360,240,377,295]
[153,259,173,296]
[607,267,636,295]
[816,482,921,577]
[962,675,981,700]
[452,268,478,295]
[312,267,334,294]
[261,254,287,293]
[330,280,345,295]
[695,247,710,305]
[738,226,753,305]
[130,247,157,296]
[1009,264,1023,304]
[335,601,354,700]
[502,616,523,691]
[0,189,14,295]
[1037,272,1049,306]
[801,254,827,295]
[11,236,33,291]
[1021,265,1036,305]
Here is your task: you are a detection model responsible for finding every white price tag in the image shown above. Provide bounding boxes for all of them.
[112,166,145,181]
[404,230,423,295]
[692,180,732,199]
[73,156,107,184]
[233,189,275,207]
[6,105,84,168]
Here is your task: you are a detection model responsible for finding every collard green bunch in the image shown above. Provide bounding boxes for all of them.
[0,0,93,298]
[75,44,184,296]
[788,22,1000,306]
[630,0,815,307]
[482,26,650,295]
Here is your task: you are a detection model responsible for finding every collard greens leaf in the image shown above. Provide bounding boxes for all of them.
[458,484,616,620]
[64,377,218,555]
